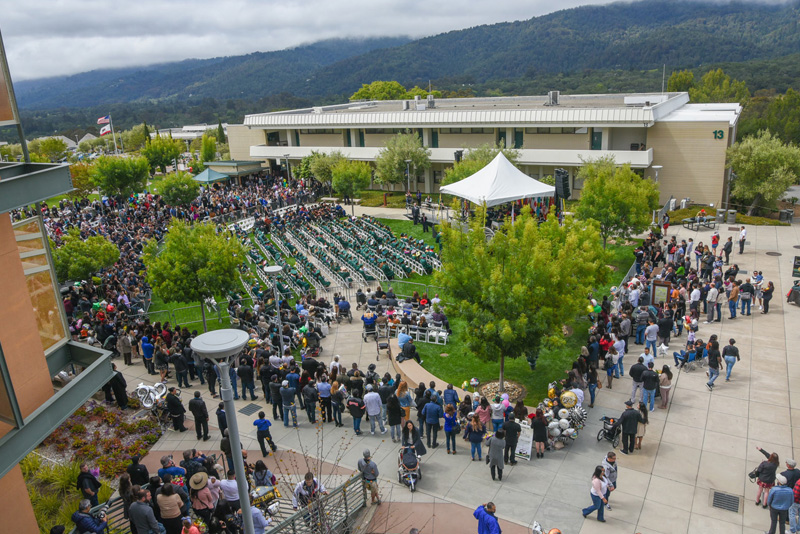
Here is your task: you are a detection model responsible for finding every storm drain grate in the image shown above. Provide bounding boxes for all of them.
[738,270,748,274]
[728,226,740,231]
[238,403,262,416]
[766,252,783,256]
[711,491,742,513]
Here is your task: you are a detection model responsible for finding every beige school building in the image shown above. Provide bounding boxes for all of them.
[228,92,741,206]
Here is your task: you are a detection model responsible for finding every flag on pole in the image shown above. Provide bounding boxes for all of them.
[97,115,110,124]
[99,124,112,136]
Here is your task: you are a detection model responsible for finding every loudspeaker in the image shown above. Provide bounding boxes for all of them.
[555,168,570,198]
[454,150,464,163]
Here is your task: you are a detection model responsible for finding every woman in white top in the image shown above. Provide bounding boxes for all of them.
[581,465,611,522]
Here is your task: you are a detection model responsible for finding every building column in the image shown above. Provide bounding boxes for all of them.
[286,129,294,147]
[422,128,431,147]
[600,128,609,150]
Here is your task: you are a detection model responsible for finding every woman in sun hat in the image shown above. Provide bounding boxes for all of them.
[188,472,215,526]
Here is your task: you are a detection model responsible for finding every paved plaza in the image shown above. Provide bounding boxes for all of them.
[121,211,800,534]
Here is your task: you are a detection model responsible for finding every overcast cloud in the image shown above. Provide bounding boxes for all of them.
[0,0,793,81]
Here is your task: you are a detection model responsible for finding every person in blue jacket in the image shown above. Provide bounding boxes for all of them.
[71,499,107,534]
[422,394,443,448]
[473,502,501,534]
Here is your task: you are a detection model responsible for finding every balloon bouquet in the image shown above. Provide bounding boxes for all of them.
[539,381,587,447]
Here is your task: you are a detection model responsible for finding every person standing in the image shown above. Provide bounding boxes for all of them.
[788,463,800,533]
[532,409,548,459]
[317,376,332,423]
[302,379,319,424]
[188,391,210,441]
[237,357,257,401]
[388,393,404,443]
[587,366,599,408]
[722,339,740,382]
[269,375,283,422]
[364,384,387,435]
[486,430,506,481]
[644,319,659,356]
[280,380,299,428]
[502,416,521,466]
[641,362,659,412]
[347,389,366,436]
[728,280,740,320]
[253,411,277,457]
[126,455,150,487]
[629,357,647,404]
[422,393,443,447]
[721,236,733,265]
[165,387,187,432]
[615,400,643,455]
[581,465,609,522]
[706,340,722,391]
[763,281,775,314]
[117,330,133,366]
[128,488,163,534]
[740,278,754,316]
[216,402,228,435]
[767,474,792,534]
[635,402,649,450]
[659,365,673,409]
[473,503,501,534]
[109,363,129,410]
[704,283,719,324]
[605,348,620,390]
[466,415,486,461]
[76,463,103,508]
[739,226,747,254]
[357,450,381,505]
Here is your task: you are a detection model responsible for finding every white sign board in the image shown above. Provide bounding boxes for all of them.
[515,421,534,461]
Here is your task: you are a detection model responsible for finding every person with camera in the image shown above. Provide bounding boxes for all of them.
[71,499,108,534]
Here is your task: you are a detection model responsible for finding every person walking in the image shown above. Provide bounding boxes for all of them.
[486,430,506,481]
[722,338,740,382]
[253,411,277,457]
[422,393,443,447]
[616,400,643,455]
[502,416,521,465]
[739,226,747,254]
[587,366,599,408]
[706,340,722,391]
[443,403,459,454]
[635,402,649,450]
[601,452,618,510]
[641,362,659,412]
[756,447,781,508]
[605,348,620,390]
[357,450,381,505]
[659,365,673,409]
[188,391,210,441]
[465,415,486,461]
[473,503,501,534]
[581,465,609,522]
[767,474,793,534]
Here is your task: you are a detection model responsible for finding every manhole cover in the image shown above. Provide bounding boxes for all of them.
[738,270,748,274]
[766,252,782,256]
[728,226,739,231]
[711,490,742,513]
[238,403,262,416]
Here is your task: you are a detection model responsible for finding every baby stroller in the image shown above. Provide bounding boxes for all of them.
[596,416,621,448]
[397,446,422,492]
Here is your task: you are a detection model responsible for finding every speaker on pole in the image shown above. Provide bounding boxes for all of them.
[554,168,570,199]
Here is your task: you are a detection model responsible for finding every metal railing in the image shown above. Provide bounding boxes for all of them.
[69,491,133,534]
[268,474,367,534]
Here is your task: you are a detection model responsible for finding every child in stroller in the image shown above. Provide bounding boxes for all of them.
[398,445,422,492]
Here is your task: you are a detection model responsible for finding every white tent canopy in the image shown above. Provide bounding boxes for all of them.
[439,152,555,207]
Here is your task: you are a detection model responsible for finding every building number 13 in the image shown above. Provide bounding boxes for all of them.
[713,130,725,140]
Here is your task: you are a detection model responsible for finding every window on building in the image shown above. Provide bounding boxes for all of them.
[433,170,443,184]
[13,218,68,355]
[439,128,463,134]
[470,128,491,134]
[417,172,425,183]
[298,129,342,134]
[523,127,578,134]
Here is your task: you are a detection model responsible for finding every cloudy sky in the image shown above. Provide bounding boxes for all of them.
[0,0,792,81]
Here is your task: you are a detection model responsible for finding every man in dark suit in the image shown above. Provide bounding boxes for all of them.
[188,391,210,441]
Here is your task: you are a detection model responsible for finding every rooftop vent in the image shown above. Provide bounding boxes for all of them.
[402,101,410,111]
[546,91,560,106]
[427,94,435,108]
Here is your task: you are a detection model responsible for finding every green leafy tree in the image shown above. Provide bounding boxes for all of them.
[200,134,217,163]
[159,172,200,206]
[667,70,695,92]
[92,155,150,198]
[762,88,800,145]
[436,207,609,389]
[331,160,372,214]
[50,228,120,282]
[141,135,183,174]
[143,122,151,144]
[350,80,408,101]
[374,133,430,186]
[297,153,315,181]
[727,130,800,215]
[217,121,226,144]
[68,162,95,200]
[309,150,345,190]
[405,86,443,99]
[120,123,149,151]
[144,220,245,331]
[689,68,750,105]
[443,142,520,185]
[575,157,660,249]
[38,137,68,162]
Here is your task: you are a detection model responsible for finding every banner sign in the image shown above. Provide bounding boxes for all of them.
[515,421,535,461]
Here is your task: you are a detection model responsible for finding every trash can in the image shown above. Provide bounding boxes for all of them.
[779,209,794,223]
[716,209,727,223]
[727,210,737,224]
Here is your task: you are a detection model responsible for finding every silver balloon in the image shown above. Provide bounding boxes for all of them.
[558,418,570,430]
[558,408,569,419]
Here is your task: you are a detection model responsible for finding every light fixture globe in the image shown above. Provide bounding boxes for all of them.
[264,265,283,277]
[191,329,250,361]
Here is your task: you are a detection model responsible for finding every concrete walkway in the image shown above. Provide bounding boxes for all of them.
[121,221,800,534]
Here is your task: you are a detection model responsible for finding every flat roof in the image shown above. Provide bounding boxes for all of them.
[658,103,742,126]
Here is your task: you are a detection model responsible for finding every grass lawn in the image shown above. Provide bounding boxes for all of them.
[358,190,409,208]
[147,294,234,332]
[43,192,100,205]
[667,205,788,226]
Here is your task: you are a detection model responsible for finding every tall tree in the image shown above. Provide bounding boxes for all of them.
[575,157,660,249]
[374,133,430,186]
[727,130,800,215]
[92,155,150,198]
[141,135,183,174]
[689,68,750,105]
[143,121,151,144]
[216,121,226,144]
[436,207,608,389]
[331,160,372,215]
[68,162,96,200]
[350,81,408,101]
[200,134,217,163]
[144,220,245,331]
[442,142,520,185]
[763,88,800,145]
[38,137,68,162]
[667,69,695,92]
[309,150,345,190]
[121,123,149,151]
[159,172,200,206]
[50,228,120,282]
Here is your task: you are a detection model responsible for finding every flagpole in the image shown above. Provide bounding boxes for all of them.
[109,114,119,154]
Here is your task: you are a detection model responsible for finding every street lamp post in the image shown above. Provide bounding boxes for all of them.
[404,159,411,194]
[191,330,254,534]
[284,154,291,182]
[264,265,284,357]
[651,165,663,225]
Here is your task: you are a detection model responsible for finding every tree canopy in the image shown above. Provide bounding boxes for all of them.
[435,207,609,389]
[159,172,200,206]
[38,137,68,162]
[68,162,95,199]
[200,134,217,163]
[374,133,430,186]
[141,135,183,174]
[442,143,520,186]
[92,156,150,198]
[575,157,660,248]
[689,68,750,105]
[51,228,120,282]
[350,80,442,101]
[727,130,800,214]
[144,221,245,329]
[306,150,346,188]
[331,160,372,214]
[667,70,695,92]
